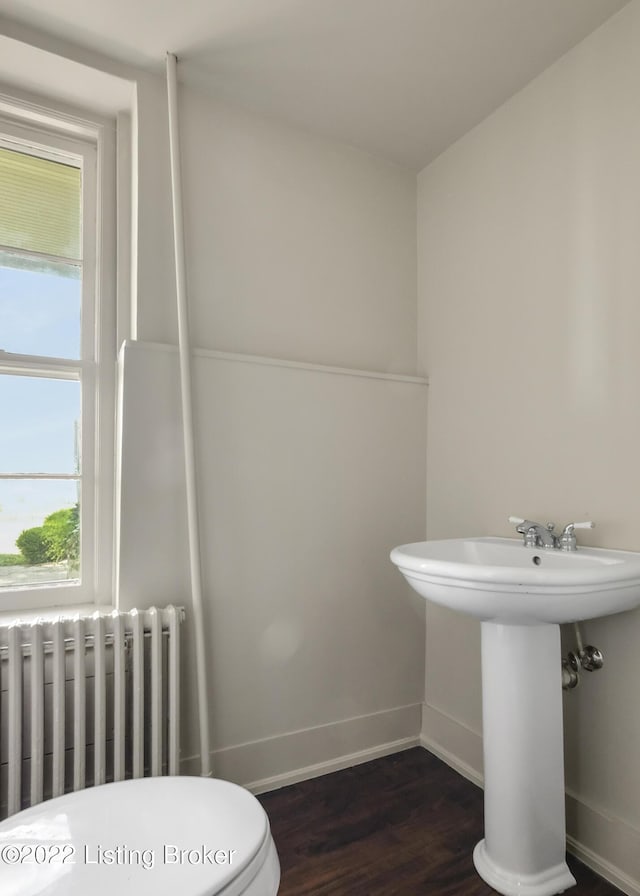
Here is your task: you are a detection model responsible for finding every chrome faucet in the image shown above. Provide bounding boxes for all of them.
[510,518,558,548]
[508,517,594,551]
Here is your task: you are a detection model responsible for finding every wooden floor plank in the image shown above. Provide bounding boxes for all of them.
[258,747,622,896]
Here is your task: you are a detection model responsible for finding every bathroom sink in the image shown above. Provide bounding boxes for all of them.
[391,532,640,896]
[390,536,640,624]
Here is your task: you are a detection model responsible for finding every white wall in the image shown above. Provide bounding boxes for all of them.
[117,342,426,784]
[134,82,418,374]
[180,89,418,373]
[417,1,640,888]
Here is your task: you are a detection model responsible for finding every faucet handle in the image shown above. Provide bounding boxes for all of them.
[508,516,555,531]
[559,521,595,551]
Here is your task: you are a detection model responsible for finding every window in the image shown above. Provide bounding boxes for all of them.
[0,108,115,610]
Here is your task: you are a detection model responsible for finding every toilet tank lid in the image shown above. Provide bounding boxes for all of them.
[0,776,269,896]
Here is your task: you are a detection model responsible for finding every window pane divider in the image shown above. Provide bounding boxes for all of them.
[0,352,90,379]
[0,473,80,480]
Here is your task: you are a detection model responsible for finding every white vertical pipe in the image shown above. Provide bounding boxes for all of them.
[112,611,126,782]
[166,51,211,777]
[167,605,180,775]
[8,624,22,815]
[51,622,66,797]
[73,617,86,791]
[29,622,44,806]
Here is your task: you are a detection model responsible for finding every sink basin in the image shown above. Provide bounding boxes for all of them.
[390,534,640,896]
[390,536,640,624]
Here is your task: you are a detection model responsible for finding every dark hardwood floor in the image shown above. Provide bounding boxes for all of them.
[258,747,621,896]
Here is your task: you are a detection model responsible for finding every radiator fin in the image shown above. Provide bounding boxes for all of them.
[29,622,44,806]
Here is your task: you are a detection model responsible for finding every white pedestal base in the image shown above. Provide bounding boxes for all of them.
[476,622,577,896]
[474,840,576,896]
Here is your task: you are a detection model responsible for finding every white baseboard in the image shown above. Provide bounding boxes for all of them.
[565,791,640,896]
[181,702,422,793]
[243,735,420,795]
[420,702,484,788]
[421,702,640,896]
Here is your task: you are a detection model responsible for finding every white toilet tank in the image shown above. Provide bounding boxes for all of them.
[0,776,280,896]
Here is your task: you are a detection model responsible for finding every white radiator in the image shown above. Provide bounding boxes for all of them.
[0,605,184,820]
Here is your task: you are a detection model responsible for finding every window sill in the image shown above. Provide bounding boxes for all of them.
[0,603,113,626]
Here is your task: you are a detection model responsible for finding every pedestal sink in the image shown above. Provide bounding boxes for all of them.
[390,536,640,896]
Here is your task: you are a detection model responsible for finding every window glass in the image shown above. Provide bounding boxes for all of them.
[0,375,80,474]
[0,479,80,588]
[0,250,81,358]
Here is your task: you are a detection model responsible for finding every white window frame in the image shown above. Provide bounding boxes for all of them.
[0,101,116,612]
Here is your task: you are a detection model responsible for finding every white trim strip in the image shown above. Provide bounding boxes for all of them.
[245,737,420,796]
[566,834,640,896]
[0,105,100,148]
[196,348,429,385]
[121,339,428,386]
[0,97,103,143]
